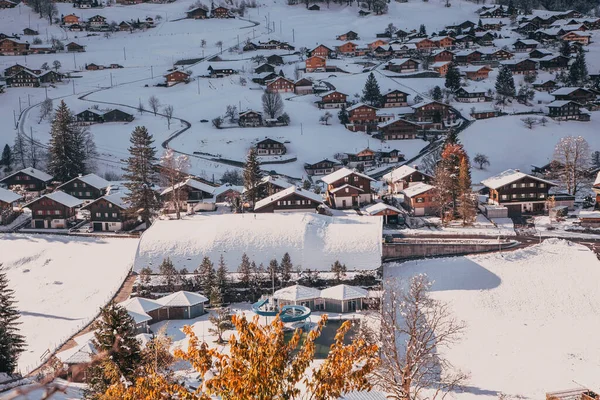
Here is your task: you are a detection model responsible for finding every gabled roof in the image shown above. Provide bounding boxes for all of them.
[386,57,419,66]
[347,102,377,112]
[81,191,129,210]
[56,173,110,191]
[213,184,243,197]
[481,169,556,189]
[514,39,540,45]
[551,87,591,96]
[547,100,582,108]
[320,284,368,300]
[239,109,262,117]
[456,86,486,95]
[321,167,374,184]
[161,178,216,196]
[156,291,208,307]
[56,341,96,365]
[25,191,83,208]
[330,184,364,194]
[273,284,320,301]
[254,186,323,211]
[401,182,435,197]
[120,297,163,314]
[319,89,347,98]
[364,202,401,215]
[0,187,21,204]
[381,165,430,183]
[260,175,293,189]
[378,117,419,129]
[411,100,449,109]
[0,167,52,183]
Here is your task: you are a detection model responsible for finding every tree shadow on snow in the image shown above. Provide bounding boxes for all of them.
[20,311,84,321]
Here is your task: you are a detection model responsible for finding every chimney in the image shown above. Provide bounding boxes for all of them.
[413,165,419,170]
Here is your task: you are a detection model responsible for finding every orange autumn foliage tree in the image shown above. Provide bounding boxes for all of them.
[101,314,379,400]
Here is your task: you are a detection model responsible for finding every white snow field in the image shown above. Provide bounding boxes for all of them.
[384,239,600,400]
[0,234,138,373]
[134,214,383,272]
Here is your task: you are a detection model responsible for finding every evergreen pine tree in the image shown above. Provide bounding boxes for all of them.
[159,257,179,292]
[268,258,279,287]
[458,156,475,225]
[507,0,516,15]
[238,253,252,288]
[0,266,25,375]
[196,256,216,298]
[444,64,461,93]
[215,254,229,302]
[280,252,293,286]
[478,18,483,28]
[495,66,516,98]
[12,134,28,170]
[249,262,265,301]
[569,49,588,86]
[560,40,571,57]
[0,145,13,174]
[122,126,161,227]
[361,72,382,107]
[86,303,141,396]
[338,104,350,125]
[419,24,426,35]
[48,100,89,182]
[331,261,347,283]
[431,85,443,101]
[243,148,263,207]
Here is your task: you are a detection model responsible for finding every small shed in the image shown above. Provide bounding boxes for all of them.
[320,284,368,313]
[156,291,208,319]
[273,285,322,310]
[308,4,320,10]
[120,297,166,323]
[55,341,97,382]
[364,202,402,224]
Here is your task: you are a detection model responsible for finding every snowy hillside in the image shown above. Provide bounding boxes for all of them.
[0,235,138,373]
[134,214,383,272]
[385,239,600,400]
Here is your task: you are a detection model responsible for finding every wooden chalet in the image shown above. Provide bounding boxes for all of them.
[347,103,378,132]
[238,110,263,127]
[346,148,376,168]
[432,36,455,49]
[382,89,409,107]
[551,87,596,103]
[471,109,500,119]
[453,50,483,65]
[0,0,17,8]
[547,100,590,121]
[5,69,41,87]
[25,191,82,229]
[513,39,539,52]
[308,44,333,58]
[255,176,293,199]
[0,38,30,56]
[305,55,326,72]
[164,70,190,86]
[407,37,437,50]
[454,34,476,47]
[336,30,359,41]
[384,58,419,73]
[252,72,278,85]
[66,42,85,52]
[474,31,495,46]
[267,54,284,65]
[255,138,286,156]
[81,192,129,231]
[186,6,209,19]
[207,64,237,77]
[304,159,342,176]
[160,178,217,212]
[378,149,404,164]
[76,109,104,123]
[55,173,110,201]
[431,61,451,76]
[317,90,347,109]
[266,76,295,93]
[0,168,52,193]
[335,41,359,56]
[538,55,570,71]
[103,109,134,122]
[321,168,374,209]
[62,14,80,25]
[294,78,313,95]
[482,169,556,216]
[484,48,514,61]
[561,31,591,45]
[254,63,275,74]
[211,6,231,18]
[479,5,509,18]
[462,65,492,81]
[409,100,453,129]
[23,28,39,36]
[88,14,106,27]
[432,49,455,63]
[401,183,436,216]
[382,165,432,194]
[501,59,537,75]
[256,40,294,51]
[533,79,557,92]
[253,186,323,213]
[455,87,487,102]
[0,187,21,226]
[528,48,553,59]
[377,118,419,140]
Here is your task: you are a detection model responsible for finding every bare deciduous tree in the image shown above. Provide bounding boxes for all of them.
[216,40,223,53]
[148,95,160,116]
[319,111,332,125]
[373,275,469,400]
[473,153,490,170]
[160,148,190,220]
[261,90,284,119]
[38,98,53,123]
[553,135,590,195]
[431,164,453,224]
[163,104,174,129]
[521,116,537,129]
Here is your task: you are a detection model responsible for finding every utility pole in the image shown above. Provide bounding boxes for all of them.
[45,86,48,99]
[252,28,255,38]
[18,97,22,114]
[151,65,153,78]
[28,94,31,107]
[237,34,239,48]
[13,110,17,129]
[110,72,113,87]
[292,29,295,42]
[72,79,75,94]
[30,127,37,168]
[123,47,127,60]
[197,78,200,94]
[73,52,76,69]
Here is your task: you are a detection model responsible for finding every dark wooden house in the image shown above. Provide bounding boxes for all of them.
[66,42,85,52]
[81,192,129,231]
[238,110,263,127]
[382,89,409,107]
[547,100,590,121]
[25,191,82,229]
[347,103,378,132]
[321,167,374,209]
[253,186,323,213]
[186,6,209,19]
[55,173,110,201]
[316,90,347,109]
[103,109,134,122]
[304,159,342,176]
[0,168,52,193]
[377,118,419,140]
[255,138,286,156]
[551,87,595,103]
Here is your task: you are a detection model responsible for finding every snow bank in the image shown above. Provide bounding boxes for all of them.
[134,214,383,272]
[385,239,600,400]
[0,234,138,373]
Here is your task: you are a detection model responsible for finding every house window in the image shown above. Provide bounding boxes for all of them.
[511,184,517,188]
[501,195,508,200]
[54,210,61,215]
[104,213,109,217]
[539,193,546,199]
[344,177,349,182]
[539,183,545,188]
[345,188,349,193]
[416,197,424,203]
[85,192,91,196]
[529,193,536,198]
[112,213,117,218]
[108,203,113,208]
[74,182,78,187]
[529,183,535,187]
[96,213,101,217]
[37,210,43,215]
[512,194,517,199]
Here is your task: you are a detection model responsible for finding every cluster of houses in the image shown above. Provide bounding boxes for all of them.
[2,63,64,87]
[60,13,155,32]
[0,35,85,56]
[75,107,135,124]
[185,4,233,19]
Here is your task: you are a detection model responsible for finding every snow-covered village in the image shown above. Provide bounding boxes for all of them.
[2,0,600,397]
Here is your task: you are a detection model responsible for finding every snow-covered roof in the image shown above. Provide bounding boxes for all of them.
[261,175,293,189]
[457,86,486,94]
[319,89,347,97]
[364,202,401,215]
[347,102,376,112]
[56,341,96,365]
[25,191,83,208]
[515,39,540,45]
[411,100,445,109]
[127,309,153,324]
[551,87,589,96]
[321,167,374,184]
[1,167,52,183]
[82,192,129,210]
[579,211,600,219]
[378,117,419,129]
[330,184,364,194]
[254,186,323,211]
[481,169,556,189]
[0,187,21,204]
[161,178,216,196]
[386,58,419,65]
[273,284,321,301]
[320,284,368,300]
[213,184,243,197]
[431,61,451,68]
[454,49,482,56]
[156,291,208,307]
[58,173,110,191]
[537,54,565,62]
[120,297,163,314]
[594,171,600,188]
[381,165,427,183]
[401,182,435,197]
[134,214,382,272]
[547,100,581,108]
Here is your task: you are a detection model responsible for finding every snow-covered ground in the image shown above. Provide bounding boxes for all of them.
[0,234,138,373]
[385,239,600,400]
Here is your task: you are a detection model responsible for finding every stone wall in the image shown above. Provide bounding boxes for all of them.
[382,240,517,261]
